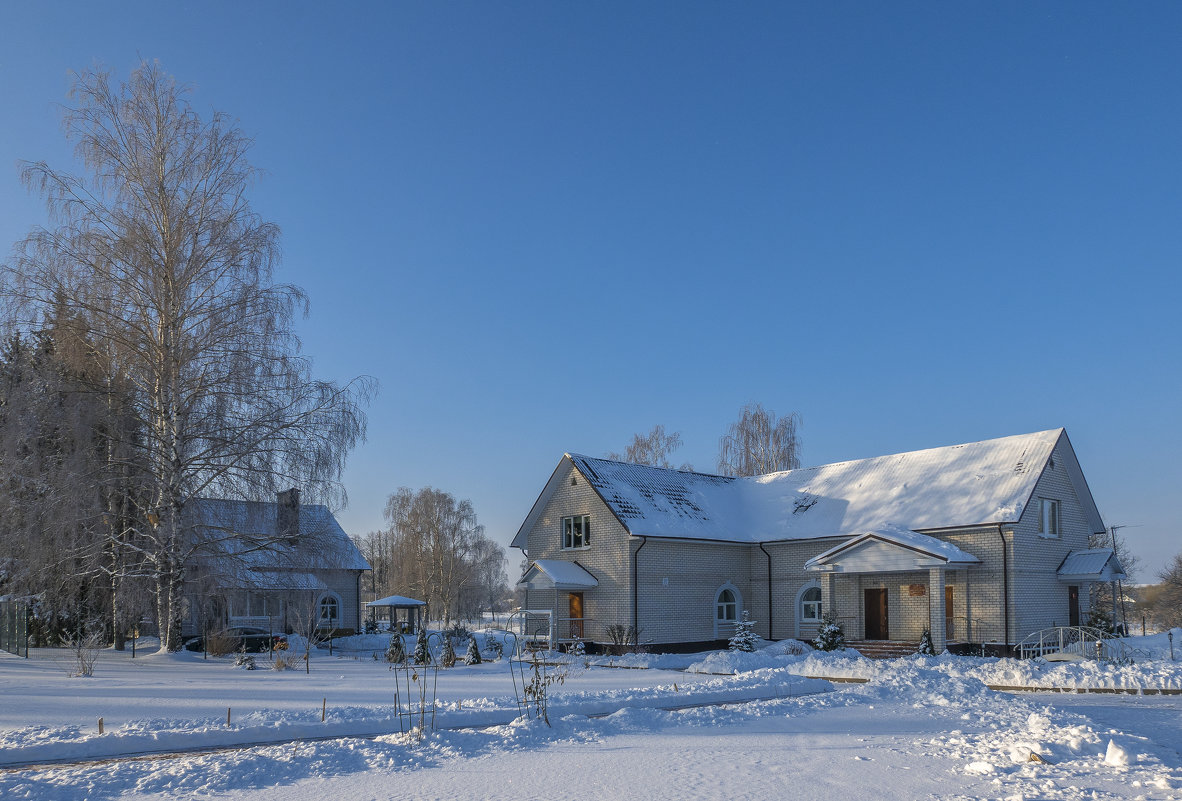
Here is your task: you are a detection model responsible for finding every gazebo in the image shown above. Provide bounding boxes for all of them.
[364,595,427,634]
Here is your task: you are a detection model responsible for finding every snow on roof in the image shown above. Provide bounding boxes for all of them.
[367,595,427,607]
[565,429,1067,544]
[518,559,599,589]
[187,498,371,573]
[804,524,981,570]
[218,570,329,591]
[1057,549,1127,581]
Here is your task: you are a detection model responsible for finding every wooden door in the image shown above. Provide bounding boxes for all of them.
[1068,586,1080,627]
[568,592,584,639]
[864,588,888,640]
[945,586,954,640]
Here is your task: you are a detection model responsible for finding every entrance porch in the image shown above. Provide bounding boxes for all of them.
[804,526,981,652]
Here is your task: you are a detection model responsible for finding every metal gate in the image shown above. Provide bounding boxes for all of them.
[0,600,29,658]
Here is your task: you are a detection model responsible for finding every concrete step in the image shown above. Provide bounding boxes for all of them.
[846,639,920,659]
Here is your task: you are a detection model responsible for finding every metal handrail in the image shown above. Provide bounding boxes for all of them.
[1016,626,1123,662]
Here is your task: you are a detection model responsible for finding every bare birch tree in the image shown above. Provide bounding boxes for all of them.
[607,424,692,470]
[717,402,802,476]
[2,62,371,650]
[363,487,505,623]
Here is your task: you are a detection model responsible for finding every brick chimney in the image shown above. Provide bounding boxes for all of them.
[277,488,300,543]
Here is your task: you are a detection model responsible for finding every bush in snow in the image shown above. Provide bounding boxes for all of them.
[444,622,470,647]
[567,637,586,658]
[413,627,431,665]
[814,611,846,651]
[234,651,257,670]
[440,635,457,668]
[66,629,104,677]
[729,610,759,652]
[918,628,936,655]
[385,632,406,664]
[483,633,503,659]
[464,636,482,665]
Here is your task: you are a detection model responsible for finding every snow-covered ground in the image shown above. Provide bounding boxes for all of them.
[1,632,1180,800]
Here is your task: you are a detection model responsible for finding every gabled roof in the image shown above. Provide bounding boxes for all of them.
[512,429,1103,547]
[1057,548,1127,581]
[187,498,371,575]
[804,525,981,572]
[516,559,599,589]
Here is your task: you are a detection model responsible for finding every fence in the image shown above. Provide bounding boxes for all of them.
[0,600,30,658]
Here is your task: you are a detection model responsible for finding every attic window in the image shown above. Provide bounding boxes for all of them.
[571,476,577,486]
[1038,498,1061,538]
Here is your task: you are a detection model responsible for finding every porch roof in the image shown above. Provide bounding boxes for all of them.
[1057,549,1126,582]
[517,559,599,590]
[803,525,981,573]
[219,570,329,591]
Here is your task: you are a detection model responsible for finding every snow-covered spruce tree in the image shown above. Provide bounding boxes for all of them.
[439,634,457,668]
[413,626,431,665]
[464,636,481,665]
[813,611,845,651]
[918,628,936,655]
[729,610,759,652]
[385,632,406,664]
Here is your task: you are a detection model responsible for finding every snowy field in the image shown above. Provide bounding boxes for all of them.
[1,632,1180,800]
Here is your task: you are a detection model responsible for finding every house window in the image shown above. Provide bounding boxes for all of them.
[319,593,340,625]
[800,587,822,622]
[716,588,737,623]
[1038,498,1061,538]
[562,515,590,549]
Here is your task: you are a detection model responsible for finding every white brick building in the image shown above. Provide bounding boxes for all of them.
[513,429,1123,654]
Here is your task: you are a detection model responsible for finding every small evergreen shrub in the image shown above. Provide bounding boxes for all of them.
[483,633,503,659]
[385,633,406,664]
[413,627,431,665]
[728,610,759,653]
[234,651,257,670]
[440,635,457,668]
[918,628,936,656]
[464,636,482,665]
[813,612,846,651]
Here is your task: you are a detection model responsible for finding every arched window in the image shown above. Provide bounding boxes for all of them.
[319,593,341,626]
[794,581,823,638]
[800,587,822,622]
[716,589,737,623]
[714,583,741,637]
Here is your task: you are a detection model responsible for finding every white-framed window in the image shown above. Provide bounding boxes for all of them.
[716,588,737,623]
[800,586,822,622]
[562,515,590,549]
[319,593,341,625]
[1038,498,1061,538]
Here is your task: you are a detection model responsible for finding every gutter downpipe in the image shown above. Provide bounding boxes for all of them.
[997,524,1010,655]
[633,536,648,637]
[758,542,774,641]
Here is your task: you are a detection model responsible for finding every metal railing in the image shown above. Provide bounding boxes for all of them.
[1016,626,1146,663]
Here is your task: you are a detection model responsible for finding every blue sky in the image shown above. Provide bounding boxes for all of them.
[1,3,1179,576]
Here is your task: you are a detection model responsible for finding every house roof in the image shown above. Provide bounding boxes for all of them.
[1057,548,1127,581]
[517,559,599,589]
[512,428,1104,548]
[804,524,982,572]
[187,498,371,578]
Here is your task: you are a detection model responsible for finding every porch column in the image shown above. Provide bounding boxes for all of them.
[820,572,835,621]
[929,567,946,652]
